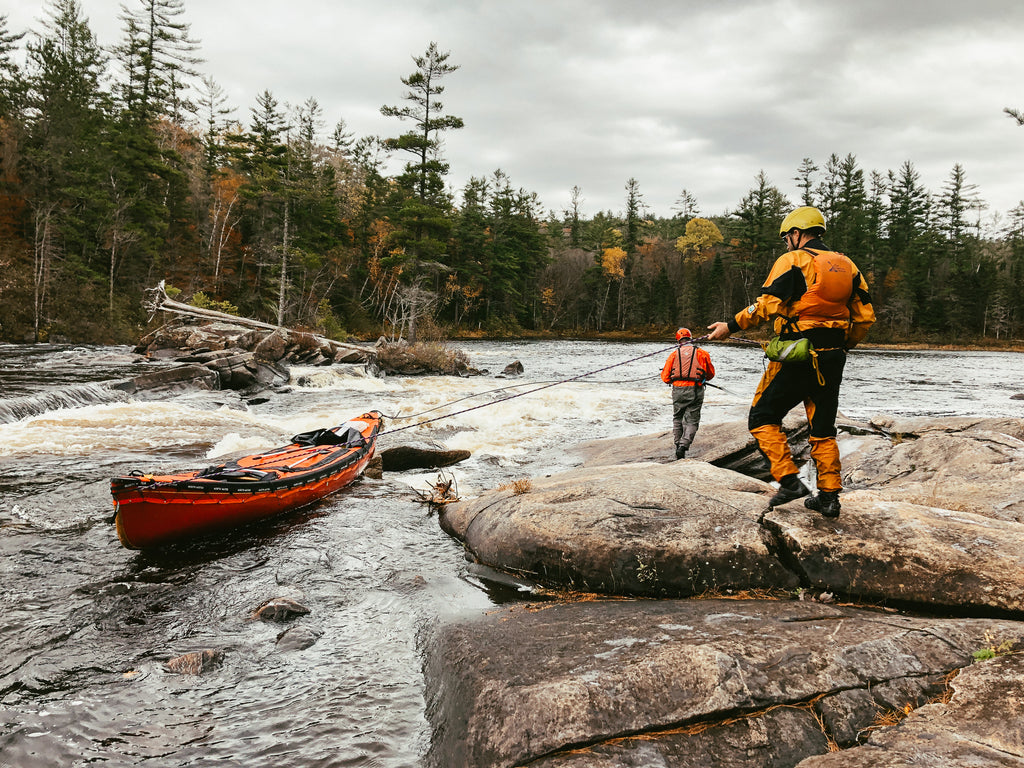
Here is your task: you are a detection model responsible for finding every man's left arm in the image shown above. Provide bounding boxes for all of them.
[700,350,715,382]
[845,270,876,349]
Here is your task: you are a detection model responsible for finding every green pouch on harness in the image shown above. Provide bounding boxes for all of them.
[765,336,814,363]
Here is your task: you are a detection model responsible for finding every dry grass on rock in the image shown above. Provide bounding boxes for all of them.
[375,340,472,376]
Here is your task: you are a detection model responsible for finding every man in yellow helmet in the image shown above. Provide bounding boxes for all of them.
[706,206,875,517]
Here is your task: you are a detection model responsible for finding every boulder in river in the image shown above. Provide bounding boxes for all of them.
[164,649,223,675]
[275,625,322,652]
[253,597,310,622]
[379,445,472,472]
[109,364,218,397]
[499,360,524,377]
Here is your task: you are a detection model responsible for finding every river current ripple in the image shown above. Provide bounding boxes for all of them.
[0,340,1020,767]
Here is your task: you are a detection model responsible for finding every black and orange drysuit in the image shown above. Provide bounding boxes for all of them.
[724,238,875,491]
[660,344,715,452]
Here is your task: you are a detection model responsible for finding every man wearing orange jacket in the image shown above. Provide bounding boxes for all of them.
[661,327,715,460]
[706,206,875,517]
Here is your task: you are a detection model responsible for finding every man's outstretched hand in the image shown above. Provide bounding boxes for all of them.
[706,321,731,341]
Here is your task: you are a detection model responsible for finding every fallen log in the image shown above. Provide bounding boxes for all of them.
[143,280,373,356]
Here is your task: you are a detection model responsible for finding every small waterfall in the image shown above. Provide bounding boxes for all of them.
[0,382,130,423]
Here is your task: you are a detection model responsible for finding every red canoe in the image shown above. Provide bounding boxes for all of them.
[111,411,384,549]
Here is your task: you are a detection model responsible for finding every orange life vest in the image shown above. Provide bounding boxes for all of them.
[788,248,856,326]
[668,346,703,383]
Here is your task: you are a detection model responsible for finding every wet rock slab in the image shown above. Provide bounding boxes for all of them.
[440,459,1024,613]
[797,652,1024,767]
[423,598,1024,768]
[440,461,799,596]
[575,413,810,480]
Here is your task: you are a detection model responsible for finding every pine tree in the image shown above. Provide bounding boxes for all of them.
[0,14,25,117]
[727,171,791,299]
[793,157,818,206]
[22,0,112,339]
[380,42,464,340]
[114,0,201,124]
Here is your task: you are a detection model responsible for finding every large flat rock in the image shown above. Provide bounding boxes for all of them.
[441,459,1024,613]
[843,417,1024,523]
[796,652,1024,767]
[423,598,1024,768]
[764,490,1024,613]
[440,461,800,596]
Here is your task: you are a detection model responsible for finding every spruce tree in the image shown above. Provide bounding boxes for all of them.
[22,0,112,339]
[380,41,464,339]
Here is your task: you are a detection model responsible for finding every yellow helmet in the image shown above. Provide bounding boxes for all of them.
[779,206,826,237]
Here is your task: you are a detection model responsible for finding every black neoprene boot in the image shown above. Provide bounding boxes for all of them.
[769,474,810,507]
[805,490,841,518]
[675,444,687,460]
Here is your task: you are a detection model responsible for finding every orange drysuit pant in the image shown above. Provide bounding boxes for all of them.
[748,349,846,492]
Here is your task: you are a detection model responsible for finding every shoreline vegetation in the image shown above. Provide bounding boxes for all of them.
[1,14,1021,350]
[438,327,1024,354]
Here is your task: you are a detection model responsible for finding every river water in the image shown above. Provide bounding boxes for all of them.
[1,340,1021,767]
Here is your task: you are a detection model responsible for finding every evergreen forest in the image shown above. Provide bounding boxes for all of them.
[2,1,1023,346]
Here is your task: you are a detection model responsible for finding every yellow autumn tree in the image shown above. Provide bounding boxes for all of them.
[674,217,724,263]
[601,246,627,280]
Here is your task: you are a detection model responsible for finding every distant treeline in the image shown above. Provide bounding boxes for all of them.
[1,3,1022,345]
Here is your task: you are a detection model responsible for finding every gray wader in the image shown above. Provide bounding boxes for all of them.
[671,384,705,451]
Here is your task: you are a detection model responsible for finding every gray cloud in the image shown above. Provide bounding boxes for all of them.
[6,0,1023,224]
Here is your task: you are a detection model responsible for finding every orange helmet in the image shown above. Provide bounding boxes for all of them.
[675,327,692,341]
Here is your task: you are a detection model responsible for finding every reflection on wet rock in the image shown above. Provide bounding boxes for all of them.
[276,626,322,651]
[253,597,311,622]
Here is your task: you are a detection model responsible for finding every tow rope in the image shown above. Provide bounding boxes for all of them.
[379,338,710,437]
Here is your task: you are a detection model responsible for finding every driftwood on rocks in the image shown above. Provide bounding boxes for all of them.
[143,281,371,358]
[124,282,379,393]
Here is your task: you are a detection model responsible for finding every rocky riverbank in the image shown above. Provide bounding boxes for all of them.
[120,319,482,396]
[426,414,1024,767]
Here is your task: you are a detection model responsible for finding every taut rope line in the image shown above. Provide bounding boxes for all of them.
[378,337,710,437]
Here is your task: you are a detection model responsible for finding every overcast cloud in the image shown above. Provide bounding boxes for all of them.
[7,0,1024,227]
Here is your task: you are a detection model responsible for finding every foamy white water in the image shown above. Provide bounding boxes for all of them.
[0,339,1021,768]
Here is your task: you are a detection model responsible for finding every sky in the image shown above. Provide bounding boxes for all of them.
[6,0,1024,228]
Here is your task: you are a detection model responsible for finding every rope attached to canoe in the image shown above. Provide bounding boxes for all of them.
[378,336,711,437]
